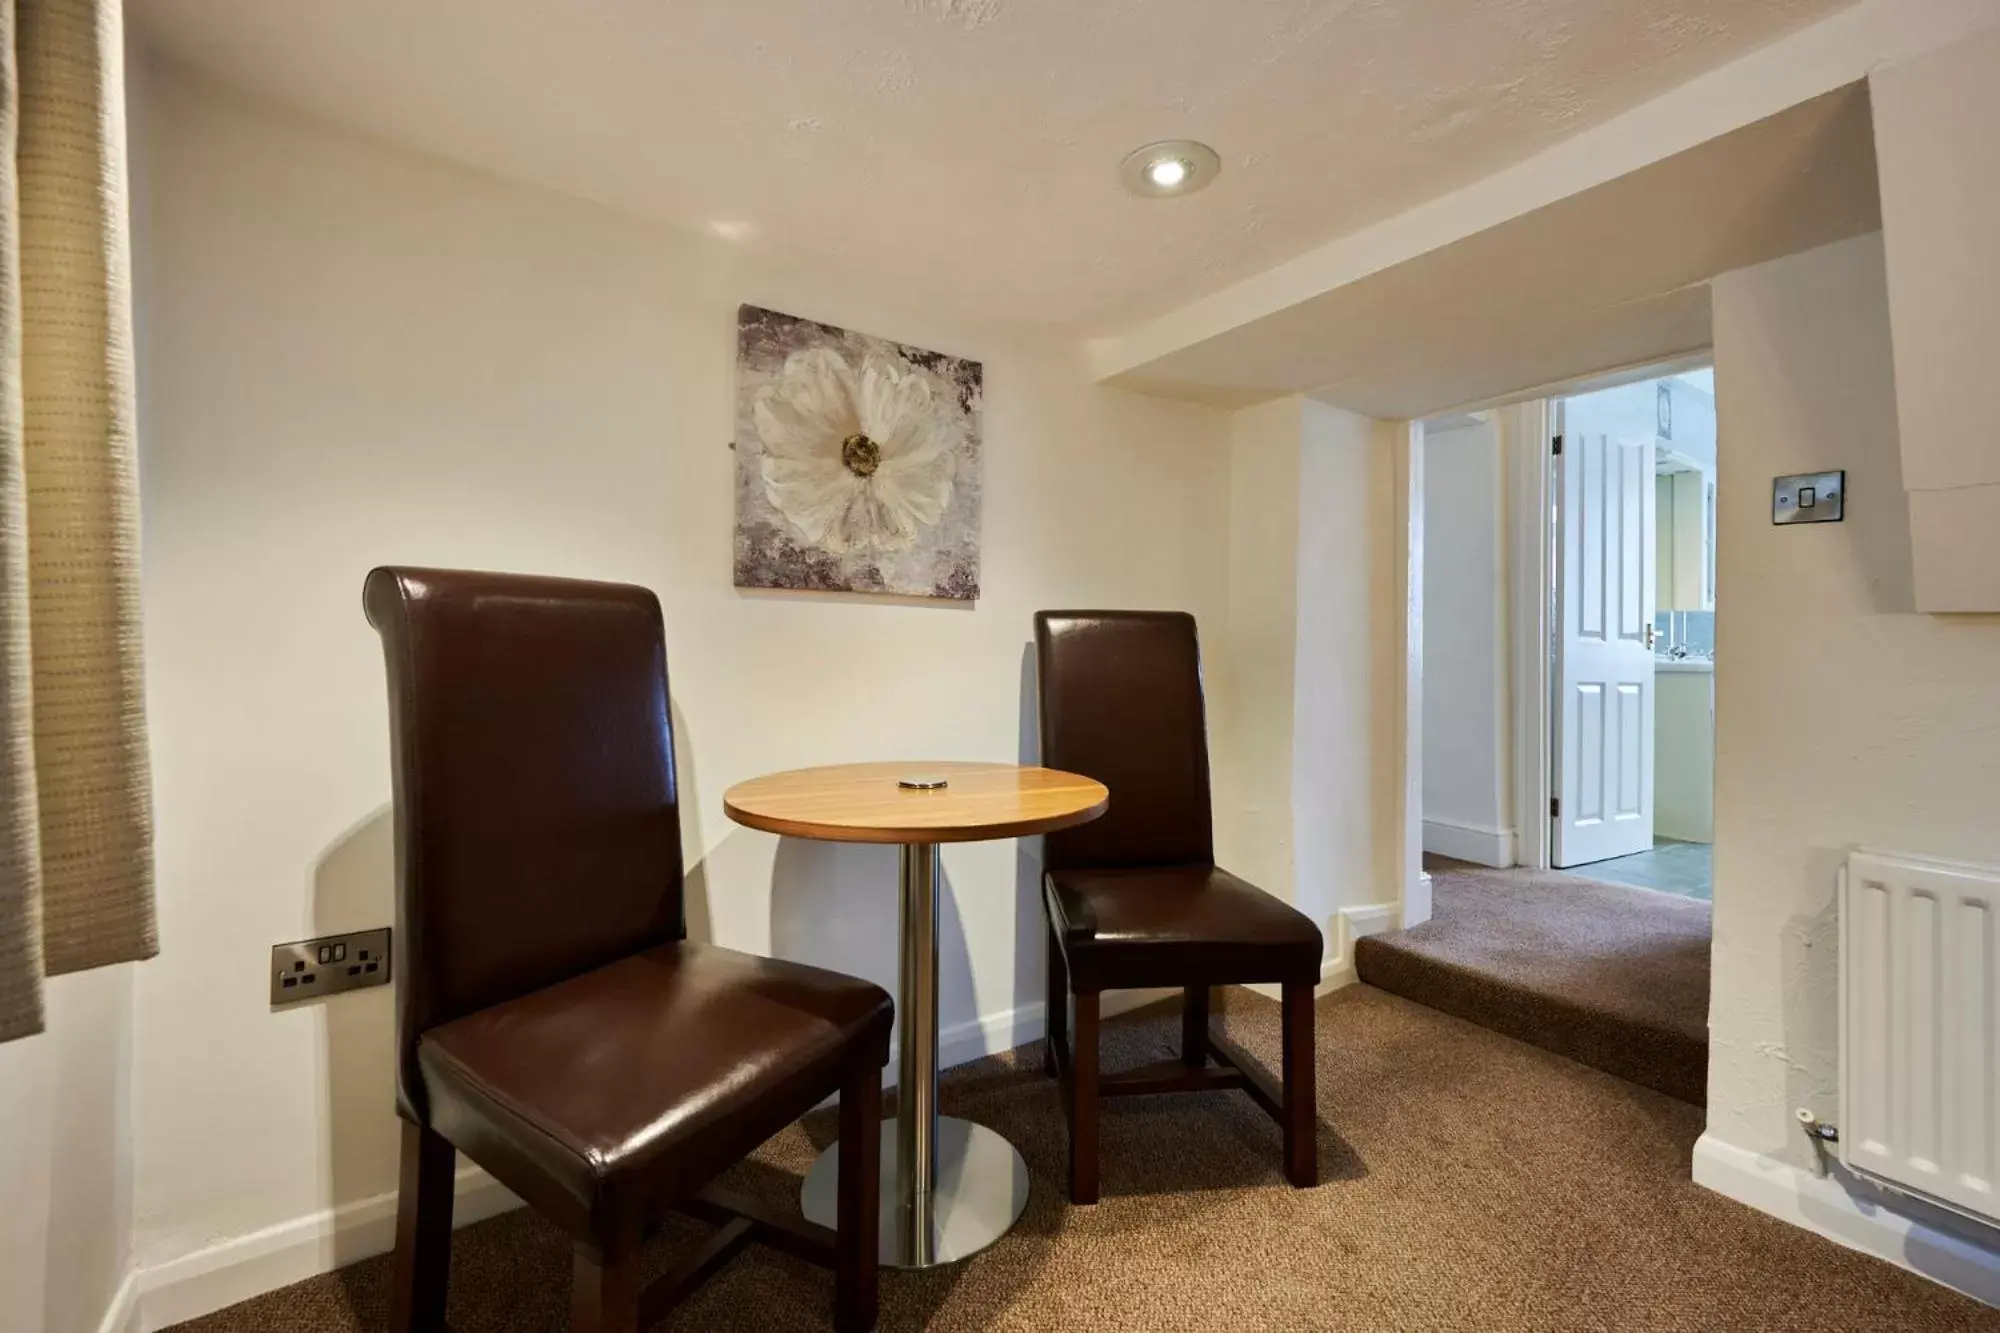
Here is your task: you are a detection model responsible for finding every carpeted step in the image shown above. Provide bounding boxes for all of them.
[1354,862,1710,1105]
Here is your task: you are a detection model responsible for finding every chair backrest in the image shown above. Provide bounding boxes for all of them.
[364,567,684,1122]
[1034,610,1215,873]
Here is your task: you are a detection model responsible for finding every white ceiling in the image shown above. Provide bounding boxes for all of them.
[128,0,1860,336]
[1110,83,1880,418]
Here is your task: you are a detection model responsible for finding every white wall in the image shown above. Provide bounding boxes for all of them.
[1871,19,2000,612]
[127,62,1232,1284]
[0,968,137,1333]
[1419,418,1511,866]
[1214,398,1304,909]
[1294,399,1401,934]
[1702,233,2000,1253]
[1212,396,1401,963]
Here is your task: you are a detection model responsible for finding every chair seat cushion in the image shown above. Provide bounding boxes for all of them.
[1046,863,1324,991]
[417,941,891,1236]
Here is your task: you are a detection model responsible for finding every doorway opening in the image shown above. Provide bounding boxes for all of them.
[1416,409,1512,872]
[1369,367,1716,1105]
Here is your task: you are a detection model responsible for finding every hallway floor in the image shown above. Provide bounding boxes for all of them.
[1561,837,1713,900]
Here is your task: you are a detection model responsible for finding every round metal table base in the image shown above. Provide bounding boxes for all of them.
[800,1117,1030,1269]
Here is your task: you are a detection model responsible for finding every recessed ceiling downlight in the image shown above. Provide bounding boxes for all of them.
[1121,140,1220,198]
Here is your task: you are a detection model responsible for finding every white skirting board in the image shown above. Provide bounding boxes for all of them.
[132,946,1366,1329]
[1421,817,1515,868]
[131,998,1079,1328]
[1692,1133,2000,1308]
[1246,902,1397,998]
[135,1166,524,1331]
[94,1269,141,1333]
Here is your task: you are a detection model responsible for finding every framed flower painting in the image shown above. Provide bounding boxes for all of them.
[734,304,983,600]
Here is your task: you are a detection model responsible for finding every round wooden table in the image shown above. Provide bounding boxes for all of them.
[723,760,1108,1269]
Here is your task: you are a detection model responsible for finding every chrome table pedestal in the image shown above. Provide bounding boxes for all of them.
[799,842,1031,1268]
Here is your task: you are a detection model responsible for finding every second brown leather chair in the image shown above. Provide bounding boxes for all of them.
[1034,610,1323,1204]
[366,567,893,1333]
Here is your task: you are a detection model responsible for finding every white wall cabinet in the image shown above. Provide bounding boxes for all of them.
[1657,468,1715,612]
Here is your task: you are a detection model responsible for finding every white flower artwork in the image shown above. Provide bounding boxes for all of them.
[735,305,982,599]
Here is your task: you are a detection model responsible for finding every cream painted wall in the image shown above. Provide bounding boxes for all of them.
[127,63,1232,1274]
[1707,233,2000,1178]
[1212,396,1399,952]
[1294,400,1401,932]
[0,968,137,1333]
[1870,19,2000,611]
[1214,398,1304,908]
[1419,419,1512,866]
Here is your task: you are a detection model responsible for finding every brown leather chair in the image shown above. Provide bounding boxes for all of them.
[1034,610,1323,1204]
[366,567,893,1333]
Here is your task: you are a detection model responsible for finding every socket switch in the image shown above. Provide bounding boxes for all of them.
[271,927,391,1006]
[1772,469,1845,524]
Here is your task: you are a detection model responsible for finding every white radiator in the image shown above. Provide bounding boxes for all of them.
[1841,848,2000,1224]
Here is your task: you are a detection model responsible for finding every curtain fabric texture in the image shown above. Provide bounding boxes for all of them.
[0,0,154,1044]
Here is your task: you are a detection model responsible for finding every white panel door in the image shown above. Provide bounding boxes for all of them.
[1552,406,1656,867]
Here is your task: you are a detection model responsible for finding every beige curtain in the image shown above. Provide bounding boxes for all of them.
[0,0,154,1044]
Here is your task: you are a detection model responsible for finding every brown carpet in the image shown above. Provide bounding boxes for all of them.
[166,986,1996,1332]
[1356,858,1711,1105]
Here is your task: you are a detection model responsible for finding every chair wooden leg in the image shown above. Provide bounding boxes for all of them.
[1069,989,1100,1205]
[1043,919,1067,1078]
[835,1059,882,1333]
[388,1121,455,1333]
[568,1241,642,1333]
[1281,981,1318,1188]
[1181,985,1210,1068]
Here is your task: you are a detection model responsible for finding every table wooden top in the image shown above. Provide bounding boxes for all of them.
[722,760,1108,844]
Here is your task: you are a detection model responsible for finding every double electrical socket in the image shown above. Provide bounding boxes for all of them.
[270,927,391,1006]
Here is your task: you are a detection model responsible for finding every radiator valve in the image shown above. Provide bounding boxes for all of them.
[1796,1107,1839,1143]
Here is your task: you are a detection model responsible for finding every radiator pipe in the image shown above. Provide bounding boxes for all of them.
[1797,1108,1839,1177]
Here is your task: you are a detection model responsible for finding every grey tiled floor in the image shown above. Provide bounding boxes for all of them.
[1560,839,1713,901]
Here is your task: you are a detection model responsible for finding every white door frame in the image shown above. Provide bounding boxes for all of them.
[1394,419,1432,926]
[1390,400,1552,918]
[1504,399,1556,871]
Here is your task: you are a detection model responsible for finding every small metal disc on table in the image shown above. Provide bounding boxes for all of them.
[800,1116,1031,1268]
